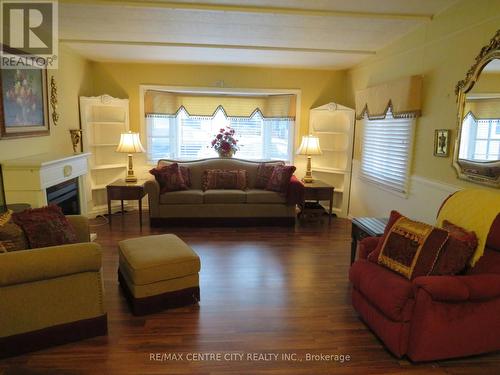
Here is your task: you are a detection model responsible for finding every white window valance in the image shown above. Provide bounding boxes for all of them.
[355,76,423,120]
[144,90,296,119]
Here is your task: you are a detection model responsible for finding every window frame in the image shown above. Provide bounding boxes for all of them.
[139,85,301,165]
[359,113,416,197]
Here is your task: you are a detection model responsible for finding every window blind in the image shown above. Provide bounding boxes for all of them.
[146,107,294,162]
[360,114,415,194]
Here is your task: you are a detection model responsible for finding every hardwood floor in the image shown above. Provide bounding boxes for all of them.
[1,211,499,374]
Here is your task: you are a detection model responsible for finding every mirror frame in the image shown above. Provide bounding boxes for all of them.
[453,29,500,188]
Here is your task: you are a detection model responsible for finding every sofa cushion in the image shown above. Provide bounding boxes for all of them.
[266,165,296,193]
[378,216,449,280]
[0,211,28,252]
[255,162,283,189]
[202,169,247,191]
[13,205,77,249]
[204,190,247,204]
[246,189,286,204]
[149,163,188,193]
[119,234,200,285]
[160,190,204,205]
[350,259,414,322]
[431,220,478,276]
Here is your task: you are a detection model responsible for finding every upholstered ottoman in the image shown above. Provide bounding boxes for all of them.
[118,234,201,316]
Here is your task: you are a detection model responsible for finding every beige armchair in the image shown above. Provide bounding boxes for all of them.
[0,216,107,358]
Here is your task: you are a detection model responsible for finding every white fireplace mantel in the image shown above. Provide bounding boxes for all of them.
[2,152,91,215]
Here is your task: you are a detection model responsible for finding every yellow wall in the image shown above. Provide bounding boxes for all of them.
[345,0,500,222]
[346,0,500,186]
[0,45,93,162]
[92,63,346,139]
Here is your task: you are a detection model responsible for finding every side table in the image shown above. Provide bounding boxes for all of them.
[106,179,147,228]
[301,180,335,224]
[351,217,388,264]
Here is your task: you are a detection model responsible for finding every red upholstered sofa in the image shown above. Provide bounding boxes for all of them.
[349,214,500,362]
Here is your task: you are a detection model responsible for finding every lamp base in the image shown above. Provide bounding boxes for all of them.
[125,176,138,183]
[125,154,138,183]
[302,176,314,184]
[302,155,314,183]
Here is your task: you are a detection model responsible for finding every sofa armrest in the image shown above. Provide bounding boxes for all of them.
[359,236,381,260]
[144,177,160,216]
[0,242,102,287]
[67,215,90,243]
[413,274,500,302]
[286,175,304,205]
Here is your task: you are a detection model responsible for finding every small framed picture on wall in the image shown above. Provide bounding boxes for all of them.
[434,129,450,157]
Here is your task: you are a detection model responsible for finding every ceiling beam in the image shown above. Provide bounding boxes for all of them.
[60,39,377,55]
[59,0,433,21]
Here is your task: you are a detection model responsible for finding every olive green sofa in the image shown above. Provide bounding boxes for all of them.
[0,216,107,358]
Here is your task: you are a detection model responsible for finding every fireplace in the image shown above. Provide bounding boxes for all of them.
[46,178,80,215]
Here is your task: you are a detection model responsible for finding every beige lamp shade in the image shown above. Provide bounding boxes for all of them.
[116,132,145,153]
[297,135,322,155]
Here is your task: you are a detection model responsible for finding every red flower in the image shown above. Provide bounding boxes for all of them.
[211,140,216,146]
[222,142,230,151]
[216,134,222,139]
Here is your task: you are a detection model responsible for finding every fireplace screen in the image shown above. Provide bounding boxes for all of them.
[46,178,80,215]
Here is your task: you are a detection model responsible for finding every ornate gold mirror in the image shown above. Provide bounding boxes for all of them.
[453,30,500,187]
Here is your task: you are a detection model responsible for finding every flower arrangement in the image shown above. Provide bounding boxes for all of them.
[4,69,40,124]
[211,126,239,157]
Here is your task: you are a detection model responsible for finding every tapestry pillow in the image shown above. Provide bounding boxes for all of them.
[266,165,296,193]
[13,205,77,249]
[0,210,28,252]
[202,169,248,191]
[367,210,402,263]
[377,215,449,280]
[255,162,284,189]
[431,220,478,276]
[180,166,191,188]
[149,163,188,194]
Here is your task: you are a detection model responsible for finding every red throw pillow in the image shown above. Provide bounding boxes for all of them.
[266,165,296,193]
[149,163,188,193]
[13,205,77,249]
[367,210,402,263]
[201,169,247,191]
[180,166,191,188]
[431,220,478,276]
[377,215,449,280]
[255,162,284,189]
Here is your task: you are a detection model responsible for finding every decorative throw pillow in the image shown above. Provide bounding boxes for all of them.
[377,216,449,280]
[180,166,192,188]
[202,169,248,191]
[367,210,402,263]
[13,205,77,249]
[266,165,296,193]
[0,210,28,252]
[255,162,284,189]
[149,163,188,194]
[431,220,478,276]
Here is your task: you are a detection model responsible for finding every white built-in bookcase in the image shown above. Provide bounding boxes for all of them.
[309,102,355,218]
[80,95,129,217]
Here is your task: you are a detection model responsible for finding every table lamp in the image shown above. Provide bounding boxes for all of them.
[296,135,322,183]
[116,131,145,182]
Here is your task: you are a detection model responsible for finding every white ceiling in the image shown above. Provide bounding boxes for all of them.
[60,0,458,69]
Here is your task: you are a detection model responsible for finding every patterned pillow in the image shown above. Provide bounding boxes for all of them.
[13,205,77,249]
[180,166,191,188]
[431,220,478,275]
[265,165,296,193]
[255,162,284,189]
[202,169,248,191]
[149,163,188,193]
[0,210,28,252]
[367,210,402,263]
[377,215,449,280]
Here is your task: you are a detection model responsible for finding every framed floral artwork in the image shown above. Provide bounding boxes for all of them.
[0,68,49,138]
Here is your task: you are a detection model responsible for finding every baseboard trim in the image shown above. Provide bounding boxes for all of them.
[0,314,108,358]
[149,216,296,227]
[118,270,200,316]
